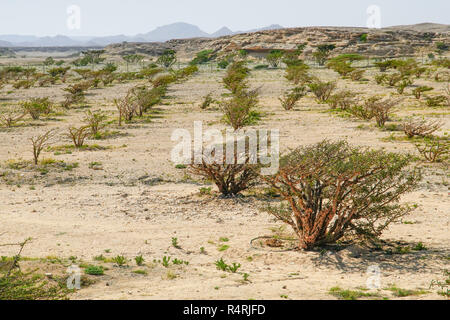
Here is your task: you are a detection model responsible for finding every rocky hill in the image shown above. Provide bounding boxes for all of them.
[105,24,449,59]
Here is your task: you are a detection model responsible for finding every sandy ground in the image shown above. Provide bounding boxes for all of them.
[0,61,449,300]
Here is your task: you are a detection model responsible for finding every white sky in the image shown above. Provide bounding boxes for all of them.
[0,0,448,36]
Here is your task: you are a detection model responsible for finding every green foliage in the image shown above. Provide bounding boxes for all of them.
[156,49,177,68]
[84,265,104,276]
[285,64,311,85]
[162,256,171,268]
[425,95,447,107]
[386,285,428,297]
[279,86,307,110]
[200,92,214,109]
[134,255,145,266]
[359,33,368,42]
[112,255,127,266]
[329,287,380,300]
[313,44,335,66]
[214,258,241,273]
[308,80,336,103]
[222,61,250,94]
[123,54,144,64]
[0,270,69,300]
[190,50,215,65]
[172,237,180,249]
[415,137,449,163]
[220,88,260,130]
[83,110,108,136]
[266,50,284,68]
[43,57,55,66]
[21,97,53,120]
[412,86,433,99]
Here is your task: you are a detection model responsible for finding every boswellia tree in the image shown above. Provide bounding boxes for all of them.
[263,140,421,250]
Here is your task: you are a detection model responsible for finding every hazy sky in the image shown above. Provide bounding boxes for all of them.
[0,0,448,36]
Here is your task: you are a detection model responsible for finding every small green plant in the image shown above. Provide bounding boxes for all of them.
[385,285,428,297]
[84,265,104,276]
[200,93,214,110]
[112,255,127,266]
[214,258,241,273]
[199,187,212,195]
[175,164,187,169]
[218,245,230,252]
[172,237,180,249]
[412,242,427,251]
[215,258,228,271]
[134,255,145,266]
[133,270,148,275]
[228,263,241,273]
[162,256,171,268]
[93,254,106,262]
[172,258,189,266]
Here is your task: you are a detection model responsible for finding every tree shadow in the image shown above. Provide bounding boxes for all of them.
[311,241,449,274]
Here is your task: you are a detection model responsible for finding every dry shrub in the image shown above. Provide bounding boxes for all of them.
[151,74,176,89]
[188,143,259,197]
[219,88,259,131]
[13,80,35,89]
[376,72,404,87]
[30,129,57,165]
[402,118,443,138]
[285,64,311,85]
[326,90,357,110]
[21,97,53,120]
[223,61,250,94]
[200,93,214,110]
[263,140,421,250]
[349,69,365,81]
[369,97,399,127]
[62,82,90,108]
[425,95,447,107]
[130,85,164,116]
[114,91,137,126]
[396,78,413,94]
[350,96,399,127]
[279,87,307,110]
[412,86,433,99]
[308,80,336,103]
[67,125,90,148]
[83,110,107,136]
[0,108,26,127]
[415,138,449,163]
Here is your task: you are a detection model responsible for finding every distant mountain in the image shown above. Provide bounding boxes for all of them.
[0,22,286,47]
[236,24,284,34]
[210,27,234,38]
[140,22,210,42]
[0,40,12,47]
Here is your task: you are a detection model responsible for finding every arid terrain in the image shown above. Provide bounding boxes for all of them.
[0,26,449,300]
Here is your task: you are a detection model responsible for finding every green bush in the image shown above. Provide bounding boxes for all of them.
[21,97,53,120]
